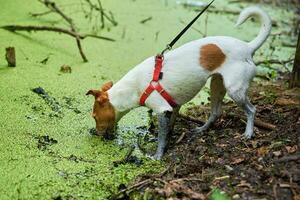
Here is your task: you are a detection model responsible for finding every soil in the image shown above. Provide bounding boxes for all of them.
[112,79,300,200]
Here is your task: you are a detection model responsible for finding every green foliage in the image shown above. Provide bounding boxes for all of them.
[211,189,231,200]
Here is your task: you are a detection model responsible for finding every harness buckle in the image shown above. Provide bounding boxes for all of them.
[159,72,163,79]
[155,54,164,61]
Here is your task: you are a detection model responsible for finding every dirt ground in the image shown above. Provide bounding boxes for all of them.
[111,77,300,200]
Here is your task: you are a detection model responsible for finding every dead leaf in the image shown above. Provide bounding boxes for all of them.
[275,98,299,106]
[273,151,282,157]
[237,180,252,188]
[257,146,270,157]
[286,146,298,154]
[231,157,245,165]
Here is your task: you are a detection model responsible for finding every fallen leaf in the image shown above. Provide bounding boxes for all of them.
[257,146,270,156]
[231,157,245,165]
[285,145,298,154]
[273,151,282,157]
[275,98,299,106]
[237,180,252,188]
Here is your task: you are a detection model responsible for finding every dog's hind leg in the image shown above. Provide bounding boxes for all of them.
[229,93,256,139]
[223,75,256,138]
[193,74,226,133]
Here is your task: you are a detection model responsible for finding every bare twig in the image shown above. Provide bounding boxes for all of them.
[1,25,115,41]
[179,113,205,124]
[29,10,53,17]
[84,0,117,28]
[38,0,88,61]
[175,131,187,144]
[180,20,206,37]
[140,17,153,24]
[180,112,276,130]
[110,179,153,199]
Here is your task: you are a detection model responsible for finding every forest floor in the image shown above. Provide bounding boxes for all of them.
[113,77,300,200]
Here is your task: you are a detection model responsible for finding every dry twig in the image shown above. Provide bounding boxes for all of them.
[39,0,88,61]
[1,25,115,41]
[84,0,117,28]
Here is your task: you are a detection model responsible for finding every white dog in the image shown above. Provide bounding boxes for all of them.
[87,6,271,160]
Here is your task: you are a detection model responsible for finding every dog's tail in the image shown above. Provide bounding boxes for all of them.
[235,6,272,52]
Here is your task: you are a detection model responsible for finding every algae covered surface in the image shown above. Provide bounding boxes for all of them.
[0,0,296,199]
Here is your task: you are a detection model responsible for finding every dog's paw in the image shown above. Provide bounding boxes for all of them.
[153,153,163,160]
[145,152,162,160]
[243,131,254,139]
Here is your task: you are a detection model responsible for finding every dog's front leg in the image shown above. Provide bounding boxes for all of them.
[153,111,171,160]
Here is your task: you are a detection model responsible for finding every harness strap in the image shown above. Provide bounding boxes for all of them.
[152,55,163,81]
[139,55,177,107]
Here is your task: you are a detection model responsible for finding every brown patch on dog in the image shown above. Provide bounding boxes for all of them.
[86,81,115,138]
[200,44,226,71]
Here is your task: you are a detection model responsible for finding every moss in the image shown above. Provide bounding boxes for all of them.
[0,0,295,199]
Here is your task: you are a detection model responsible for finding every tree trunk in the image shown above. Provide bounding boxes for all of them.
[289,31,300,88]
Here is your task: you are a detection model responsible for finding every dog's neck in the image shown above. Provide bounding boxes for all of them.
[107,71,140,121]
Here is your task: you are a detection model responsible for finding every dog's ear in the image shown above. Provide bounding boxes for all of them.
[86,89,109,104]
[101,81,113,92]
[86,89,99,97]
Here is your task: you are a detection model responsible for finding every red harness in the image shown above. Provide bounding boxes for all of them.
[139,54,177,107]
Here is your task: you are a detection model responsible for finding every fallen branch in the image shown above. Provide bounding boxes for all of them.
[1,25,115,42]
[180,112,276,130]
[0,25,115,42]
[227,113,276,130]
[179,113,205,125]
[250,117,277,130]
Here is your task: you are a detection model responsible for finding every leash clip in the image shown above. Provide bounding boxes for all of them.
[161,44,172,55]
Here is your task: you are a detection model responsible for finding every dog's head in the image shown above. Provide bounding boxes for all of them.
[86,81,116,139]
